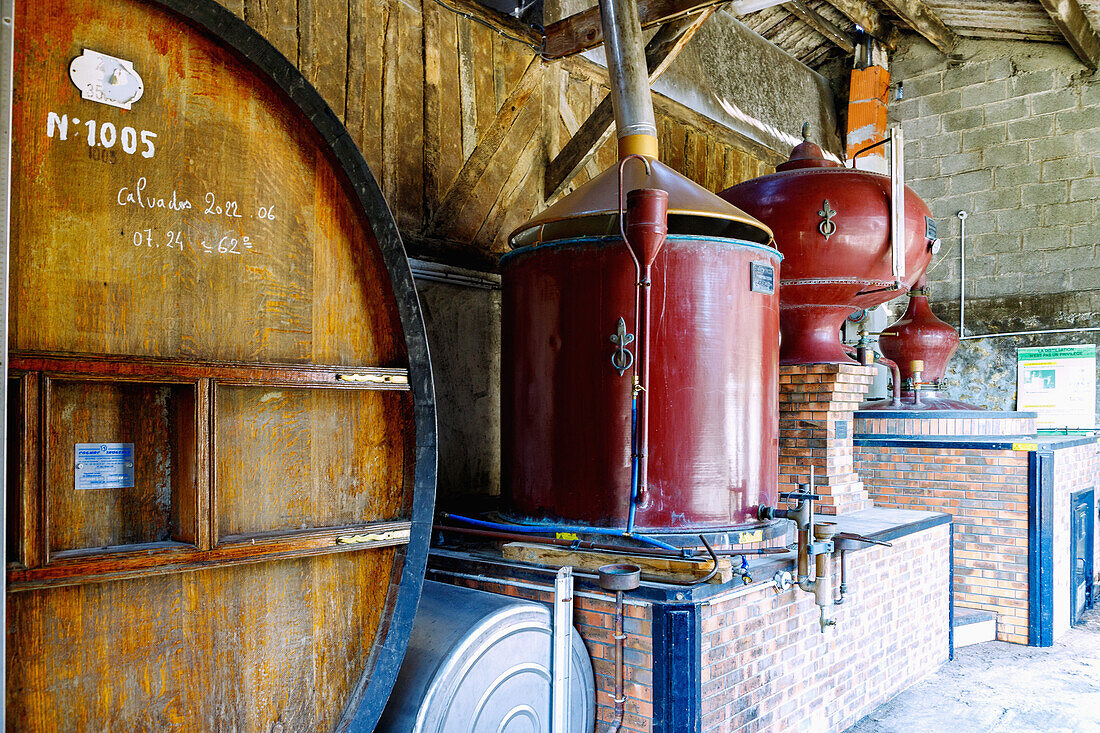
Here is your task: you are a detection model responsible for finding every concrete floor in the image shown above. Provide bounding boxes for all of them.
[848,607,1100,733]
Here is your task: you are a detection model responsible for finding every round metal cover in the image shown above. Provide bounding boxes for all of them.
[378,581,596,732]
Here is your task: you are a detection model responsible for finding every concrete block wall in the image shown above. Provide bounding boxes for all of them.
[887,36,1100,415]
[699,527,949,732]
[855,445,1031,643]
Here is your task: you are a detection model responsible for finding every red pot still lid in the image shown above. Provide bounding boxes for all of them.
[776,123,843,172]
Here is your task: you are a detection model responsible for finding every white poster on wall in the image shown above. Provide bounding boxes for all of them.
[1017,344,1097,433]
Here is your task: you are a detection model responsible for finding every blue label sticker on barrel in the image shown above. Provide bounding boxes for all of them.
[750,261,775,295]
[75,442,135,490]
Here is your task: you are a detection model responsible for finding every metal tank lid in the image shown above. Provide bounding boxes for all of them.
[508,157,774,249]
[776,122,843,171]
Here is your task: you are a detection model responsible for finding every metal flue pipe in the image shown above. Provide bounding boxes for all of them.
[598,0,659,159]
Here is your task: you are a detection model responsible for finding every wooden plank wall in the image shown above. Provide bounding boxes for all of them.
[218,0,774,269]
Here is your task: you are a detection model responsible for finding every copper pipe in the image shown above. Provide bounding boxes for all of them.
[844,343,901,406]
[876,355,903,406]
[607,589,626,733]
[597,0,658,156]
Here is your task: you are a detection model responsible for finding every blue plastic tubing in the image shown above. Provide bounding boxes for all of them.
[441,514,680,552]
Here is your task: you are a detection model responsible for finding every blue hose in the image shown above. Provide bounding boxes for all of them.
[442,514,680,552]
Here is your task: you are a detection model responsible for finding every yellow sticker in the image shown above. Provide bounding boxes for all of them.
[1012,442,1038,451]
[737,530,764,544]
[555,532,580,541]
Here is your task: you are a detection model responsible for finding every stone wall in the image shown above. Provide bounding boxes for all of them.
[888,35,1099,417]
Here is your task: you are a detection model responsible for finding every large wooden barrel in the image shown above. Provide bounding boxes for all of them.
[6,0,435,729]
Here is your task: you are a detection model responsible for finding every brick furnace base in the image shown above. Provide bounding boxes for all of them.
[429,509,951,733]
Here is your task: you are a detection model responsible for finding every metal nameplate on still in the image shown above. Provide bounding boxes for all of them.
[750,262,775,295]
[925,216,937,240]
[69,49,145,110]
[835,420,848,439]
[75,443,135,490]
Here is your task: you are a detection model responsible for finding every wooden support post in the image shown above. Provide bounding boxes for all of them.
[819,0,897,50]
[875,0,958,56]
[1037,0,1100,70]
[542,0,724,59]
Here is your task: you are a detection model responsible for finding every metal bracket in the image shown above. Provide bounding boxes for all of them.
[609,316,635,375]
[336,373,408,385]
[817,199,837,240]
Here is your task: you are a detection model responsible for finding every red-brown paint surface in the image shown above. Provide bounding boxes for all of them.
[719,152,935,365]
[879,291,960,384]
[502,236,781,529]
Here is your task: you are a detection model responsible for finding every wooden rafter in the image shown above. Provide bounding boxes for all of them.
[542,0,730,59]
[1037,0,1100,69]
[818,0,898,49]
[782,0,855,54]
[427,57,543,234]
[544,10,715,197]
[874,0,959,55]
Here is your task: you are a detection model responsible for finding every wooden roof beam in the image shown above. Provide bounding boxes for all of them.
[542,0,733,59]
[818,0,898,50]
[782,0,855,54]
[1037,0,1100,69]
[875,0,959,55]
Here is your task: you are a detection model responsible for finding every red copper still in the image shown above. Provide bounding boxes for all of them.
[878,277,960,387]
[719,128,937,365]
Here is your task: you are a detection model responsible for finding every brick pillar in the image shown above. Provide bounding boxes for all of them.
[778,364,876,515]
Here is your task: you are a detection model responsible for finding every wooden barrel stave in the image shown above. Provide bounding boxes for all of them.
[7,0,435,729]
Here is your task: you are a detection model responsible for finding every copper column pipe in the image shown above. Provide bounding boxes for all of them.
[597,0,659,159]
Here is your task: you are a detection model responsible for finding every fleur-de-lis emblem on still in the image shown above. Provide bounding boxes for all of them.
[818,199,837,240]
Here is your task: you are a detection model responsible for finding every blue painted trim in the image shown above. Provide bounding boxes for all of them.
[1070,488,1095,626]
[853,410,1037,419]
[855,436,1097,450]
[949,521,955,661]
[652,602,702,732]
[854,435,1037,447]
[1027,450,1055,647]
[501,234,784,263]
[855,438,1029,450]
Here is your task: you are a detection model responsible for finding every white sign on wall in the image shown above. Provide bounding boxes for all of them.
[1017,345,1097,433]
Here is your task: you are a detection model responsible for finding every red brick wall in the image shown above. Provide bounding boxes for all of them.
[779,365,876,515]
[432,522,950,732]
[700,526,950,732]
[855,445,1030,642]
